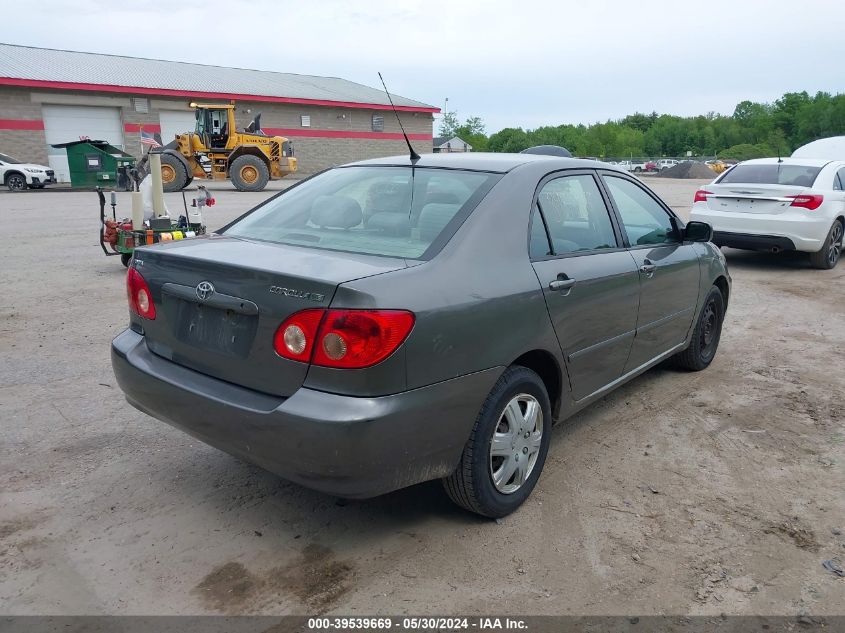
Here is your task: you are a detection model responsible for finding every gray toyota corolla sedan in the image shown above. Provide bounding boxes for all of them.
[112,153,730,517]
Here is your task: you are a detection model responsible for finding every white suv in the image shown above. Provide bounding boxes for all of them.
[690,158,845,269]
[0,152,56,191]
[656,159,679,171]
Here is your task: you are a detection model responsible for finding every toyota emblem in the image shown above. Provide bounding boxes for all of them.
[196,281,215,301]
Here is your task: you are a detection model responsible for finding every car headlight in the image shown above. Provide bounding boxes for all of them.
[24,168,44,174]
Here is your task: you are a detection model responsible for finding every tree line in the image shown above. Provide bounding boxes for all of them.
[438,91,845,160]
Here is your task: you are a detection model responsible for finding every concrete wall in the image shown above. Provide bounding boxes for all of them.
[0,87,434,178]
[0,87,49,164]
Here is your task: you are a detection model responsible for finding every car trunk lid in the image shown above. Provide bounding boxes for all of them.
[702,183,812,215]
[133,235,407,397]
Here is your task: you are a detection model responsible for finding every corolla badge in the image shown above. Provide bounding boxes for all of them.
[269,286,325,302]
[196,281,215,301]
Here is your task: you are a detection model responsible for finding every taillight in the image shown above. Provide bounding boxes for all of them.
[787,194,823,210]
[694,190,712,203]
[313,310,415,368]
[273,309,324,362]
[273,309,415,368]
[126,267,156,320]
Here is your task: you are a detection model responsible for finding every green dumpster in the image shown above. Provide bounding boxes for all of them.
[50,139,136,189]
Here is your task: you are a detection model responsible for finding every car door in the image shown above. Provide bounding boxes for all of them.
[600,173,701,372]
[529,171,641,401]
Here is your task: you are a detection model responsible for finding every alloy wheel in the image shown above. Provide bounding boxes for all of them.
[489,393,543,494]
[828,222,843,268]
[7,174,25,191]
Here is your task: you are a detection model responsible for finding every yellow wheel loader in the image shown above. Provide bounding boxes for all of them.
[139,103,297,192]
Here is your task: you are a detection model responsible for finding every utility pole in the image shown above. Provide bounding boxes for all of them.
[435,97,449,137]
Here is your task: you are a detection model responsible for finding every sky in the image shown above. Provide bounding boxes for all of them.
[2,0,844,135]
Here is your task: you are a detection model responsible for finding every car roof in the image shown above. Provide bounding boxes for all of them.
[347,152,625,174]
[738,157,836,167]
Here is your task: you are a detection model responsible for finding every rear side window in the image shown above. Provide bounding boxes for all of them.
[535,174,618,254]
[719,164,823,187]
[224,166,500,259]
[834,168,845,191]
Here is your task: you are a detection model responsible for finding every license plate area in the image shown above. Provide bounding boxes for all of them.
[716,198,788,214]
[171,298,257,357]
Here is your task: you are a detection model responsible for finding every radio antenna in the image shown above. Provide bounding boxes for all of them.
[378,72,420,161]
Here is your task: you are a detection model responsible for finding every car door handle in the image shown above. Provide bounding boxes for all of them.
[549,278,576,292]
[639,261,657,277]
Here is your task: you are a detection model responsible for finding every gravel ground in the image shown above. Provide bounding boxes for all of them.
[1,176,843,616]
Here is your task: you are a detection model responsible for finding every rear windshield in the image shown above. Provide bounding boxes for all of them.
[224,166,500,259]
[719,164,823,187]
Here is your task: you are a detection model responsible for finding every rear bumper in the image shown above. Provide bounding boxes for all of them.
[690,206,830,252]
[111,329,501,498]
[712,231,796,252]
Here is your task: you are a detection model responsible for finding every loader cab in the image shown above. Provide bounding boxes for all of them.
[193,104,233,149]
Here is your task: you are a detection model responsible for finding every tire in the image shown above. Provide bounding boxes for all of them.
[809,219,843,270]
[634,167,642,173]
[159,153,188,192]
[673,285,725,371]
[443,366,552,518]
[6,173,26,191]
[120,252,132,268]
[229,154,269,192]
[184,175,194,188]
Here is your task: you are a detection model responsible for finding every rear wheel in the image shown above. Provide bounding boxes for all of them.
[230,155,269,192]
[6,173,26,191]
[159,153,188,192]
[673,285,724,371]
[809,219,843,270]
[443,366,551,518]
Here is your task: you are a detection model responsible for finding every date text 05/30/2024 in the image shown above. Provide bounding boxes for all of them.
[307,617,528,630]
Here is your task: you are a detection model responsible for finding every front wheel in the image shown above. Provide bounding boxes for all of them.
[230,155,269,192]
[6,173,26,191]
[809,219,843,270]
[443,366,552,518]
[673,285,725,371]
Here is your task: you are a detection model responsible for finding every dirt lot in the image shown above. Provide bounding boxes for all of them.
[1,177,843,616]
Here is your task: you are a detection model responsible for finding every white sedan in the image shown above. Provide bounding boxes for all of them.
[690,158,845,269]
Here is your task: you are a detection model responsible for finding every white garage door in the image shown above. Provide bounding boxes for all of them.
[159,110,197,146]
[42,105,123,182]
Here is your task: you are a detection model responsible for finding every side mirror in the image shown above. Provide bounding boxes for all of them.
[684,220,713,242]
